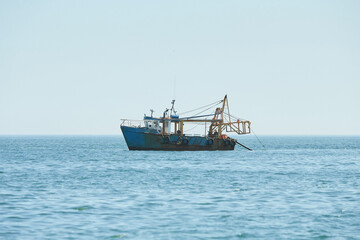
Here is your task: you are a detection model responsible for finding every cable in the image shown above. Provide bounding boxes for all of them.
[183,122,204,133]
[252,129,266,149]
[224,112,247,122]
[191,103,220,118]
[178,100,222,115]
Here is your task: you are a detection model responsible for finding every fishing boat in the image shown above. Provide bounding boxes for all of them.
[120,95,252,151]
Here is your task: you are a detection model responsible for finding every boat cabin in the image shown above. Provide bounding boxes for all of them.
[143,116,162,133]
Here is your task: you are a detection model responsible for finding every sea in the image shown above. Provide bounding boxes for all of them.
[0,135,359,239]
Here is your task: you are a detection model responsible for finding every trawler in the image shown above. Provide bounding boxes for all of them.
[120,95,252,151]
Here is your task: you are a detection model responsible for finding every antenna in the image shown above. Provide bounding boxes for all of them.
[171,77,177,116]
[173,76,176,100]
[150,109,154,117]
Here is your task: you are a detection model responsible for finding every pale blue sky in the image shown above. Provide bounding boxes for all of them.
[0,0,359,135]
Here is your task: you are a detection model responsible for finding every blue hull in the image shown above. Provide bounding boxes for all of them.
[121,126,235,151]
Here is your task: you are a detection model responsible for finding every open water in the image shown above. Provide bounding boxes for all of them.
[0,136,360,239]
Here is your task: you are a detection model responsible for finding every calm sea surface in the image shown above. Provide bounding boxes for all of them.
[1,136,359,239]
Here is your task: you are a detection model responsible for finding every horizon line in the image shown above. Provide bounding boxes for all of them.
[1,134,360,137]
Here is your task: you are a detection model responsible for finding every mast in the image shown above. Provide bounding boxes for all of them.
[169,95,250,137]
[219,95,227,137]
[207,95,251,137]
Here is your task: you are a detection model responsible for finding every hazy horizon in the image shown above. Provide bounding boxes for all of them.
[1,134,359,137]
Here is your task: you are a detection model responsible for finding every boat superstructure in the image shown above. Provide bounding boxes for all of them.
[120,95,251,151]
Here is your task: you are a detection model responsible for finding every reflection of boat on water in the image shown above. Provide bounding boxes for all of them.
[120,95,252,151]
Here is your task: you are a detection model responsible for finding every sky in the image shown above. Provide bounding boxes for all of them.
[0,0,359,135]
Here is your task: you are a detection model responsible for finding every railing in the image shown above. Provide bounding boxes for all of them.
[120,119,145,128]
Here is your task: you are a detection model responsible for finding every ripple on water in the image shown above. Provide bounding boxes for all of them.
[0,136,360,239]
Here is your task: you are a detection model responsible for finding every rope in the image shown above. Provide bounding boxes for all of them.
[178,100,222,115]
[224,112,247,122]
[191,104,220,118]
[252,129,266,149]
[183,122,203,133]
